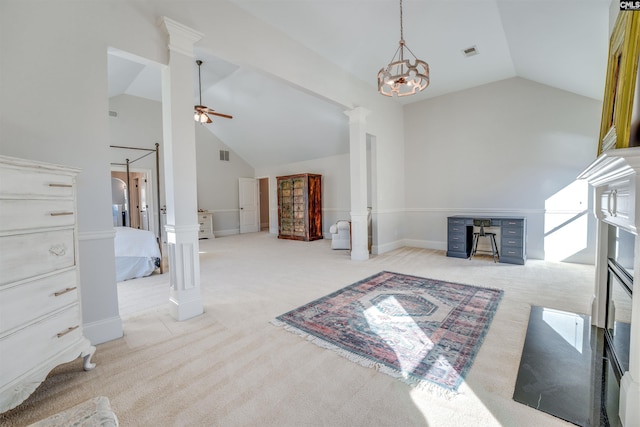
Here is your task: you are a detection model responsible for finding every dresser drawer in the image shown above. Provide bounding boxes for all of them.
[448,242,467,252]
[0,229,75,286]
[501,246,523,258]
[0,269,78,333]
[448,224,466,234]
[0,304,82,385]
[502,227,524,239]
[501,236,523,248]
[198,213,214,237]
[448,232,466,243]
[0,168,74,199]
[448,218,467,226]
[501,219,524,228]
[0,199,75,232]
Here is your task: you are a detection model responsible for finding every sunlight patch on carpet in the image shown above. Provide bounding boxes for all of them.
[272,271,503,395]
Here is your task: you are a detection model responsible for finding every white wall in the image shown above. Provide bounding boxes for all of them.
[0,1,404,344]
[255,153,351,236]
[109,94,255,237]
[4,0,600,349]
[403,77,602,262]
[195,124,255,236]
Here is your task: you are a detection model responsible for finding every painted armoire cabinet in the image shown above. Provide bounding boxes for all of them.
[277,173,322,241]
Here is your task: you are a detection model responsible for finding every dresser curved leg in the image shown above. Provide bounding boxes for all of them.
[82,345,97,371]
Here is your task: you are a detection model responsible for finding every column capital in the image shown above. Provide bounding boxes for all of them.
[344,107,371,123]
[160,16,203,57]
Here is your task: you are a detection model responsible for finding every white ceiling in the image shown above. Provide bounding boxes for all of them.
[108,0,611,169]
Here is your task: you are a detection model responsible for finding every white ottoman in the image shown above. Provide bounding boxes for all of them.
[28,396,118,427]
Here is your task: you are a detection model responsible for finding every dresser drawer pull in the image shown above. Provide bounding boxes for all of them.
[50,211,74,216]
[49,244,67,256]
[54,286,77,297]
[56,325,79,338]
[49,183,73,188]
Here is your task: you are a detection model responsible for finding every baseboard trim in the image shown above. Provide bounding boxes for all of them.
[214,228,240,237]
[403,239,446,251]
[375,239,405,254]
[83,315,123,345]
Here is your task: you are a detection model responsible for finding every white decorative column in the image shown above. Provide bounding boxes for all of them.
[345,107,371,261]
[160,17,204,321]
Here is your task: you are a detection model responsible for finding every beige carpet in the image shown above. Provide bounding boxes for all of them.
[1,232,595,426]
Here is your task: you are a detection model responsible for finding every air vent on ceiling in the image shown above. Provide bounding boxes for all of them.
[220,150,230,161]
[462,45,479,58]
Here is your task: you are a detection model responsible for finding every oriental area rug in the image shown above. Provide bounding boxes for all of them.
[272,271,503,395]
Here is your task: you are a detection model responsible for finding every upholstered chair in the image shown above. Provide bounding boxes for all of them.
[329,220,351,250]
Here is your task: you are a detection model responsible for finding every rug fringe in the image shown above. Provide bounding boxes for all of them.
[270,319,458,399]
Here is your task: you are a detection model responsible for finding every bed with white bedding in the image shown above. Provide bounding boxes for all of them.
[114,226,161,281]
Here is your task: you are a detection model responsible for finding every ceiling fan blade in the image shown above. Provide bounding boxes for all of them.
[209,112,233,119]
[194,104,232,121]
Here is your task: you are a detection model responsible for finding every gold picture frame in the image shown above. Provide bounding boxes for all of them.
[598,12,640,155]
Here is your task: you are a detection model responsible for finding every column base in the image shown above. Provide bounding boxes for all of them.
[350,212,369,261]
[169,295,203,321]
[350,248,369,261]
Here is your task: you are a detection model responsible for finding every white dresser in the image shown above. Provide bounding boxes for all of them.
[198,211,215,239]
[0,155,95,413]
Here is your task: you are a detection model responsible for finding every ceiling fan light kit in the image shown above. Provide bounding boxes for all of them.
[377,0,430,97]
[194,108,211,123]
[194,59,233,124]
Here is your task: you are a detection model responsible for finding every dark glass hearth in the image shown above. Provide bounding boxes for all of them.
[513,306,607,426]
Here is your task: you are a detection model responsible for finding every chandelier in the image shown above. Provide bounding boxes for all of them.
[377,0,430,97]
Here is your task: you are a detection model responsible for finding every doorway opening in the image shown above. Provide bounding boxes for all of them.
[108,47,167,320]
[366,134,377,254]
[111,169,152,230]
[259,177,270,231]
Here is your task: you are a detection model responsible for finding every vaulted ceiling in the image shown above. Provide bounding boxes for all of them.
[108,0,611,169]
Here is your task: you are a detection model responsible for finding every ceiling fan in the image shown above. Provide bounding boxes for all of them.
[194,59,233,124]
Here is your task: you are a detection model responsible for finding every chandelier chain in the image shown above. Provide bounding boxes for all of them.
[399,0,404,42]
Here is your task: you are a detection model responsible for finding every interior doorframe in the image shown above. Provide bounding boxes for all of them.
[257,176,270,232]
[366,133,377,254]
[238,177,260,233]
[110,165,155,234]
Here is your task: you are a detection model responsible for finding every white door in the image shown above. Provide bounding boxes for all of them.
[239,178,259,233]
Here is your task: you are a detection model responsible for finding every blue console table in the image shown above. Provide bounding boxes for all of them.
[446,216,526,265]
